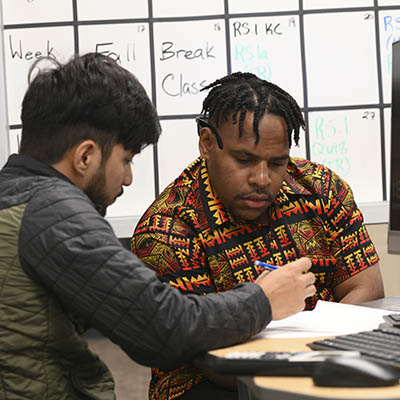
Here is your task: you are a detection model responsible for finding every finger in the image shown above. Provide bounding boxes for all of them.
[303,271,316,285]
[255,270,272,281]
[288,257,312,272]
[306,284,317,297]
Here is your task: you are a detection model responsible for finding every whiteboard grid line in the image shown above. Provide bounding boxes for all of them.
[305,104,392,112]
[3,5,400,31]
[72,0,79,56]
[5,103,394,130]
[224,0,232,75]
[374,0,388,201]
[147,0,160,197]
[298,0,310,160]
[0,1,9,168]
[158,104,393,116]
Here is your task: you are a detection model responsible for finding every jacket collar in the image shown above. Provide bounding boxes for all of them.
[3,154,108,216]
[3,154,73,184]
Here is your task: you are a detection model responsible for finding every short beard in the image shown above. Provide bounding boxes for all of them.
[84,165,108,215]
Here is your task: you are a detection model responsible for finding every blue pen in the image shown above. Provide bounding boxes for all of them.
[254,260,278,272]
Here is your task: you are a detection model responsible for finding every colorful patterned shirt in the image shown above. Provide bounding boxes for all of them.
[131,156,379,400]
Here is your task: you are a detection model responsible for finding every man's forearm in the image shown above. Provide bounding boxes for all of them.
[20,194,272,370]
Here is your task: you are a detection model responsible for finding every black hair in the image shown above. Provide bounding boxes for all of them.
[199,72,305,149]
[20,52,161,163]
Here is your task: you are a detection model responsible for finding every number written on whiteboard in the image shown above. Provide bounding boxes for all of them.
[362,111,376,120]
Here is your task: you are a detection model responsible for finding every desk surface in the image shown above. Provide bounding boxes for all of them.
[358,296,400,312]
[209,333,400,399]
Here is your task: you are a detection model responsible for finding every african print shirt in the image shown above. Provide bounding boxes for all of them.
[131,156,379,400]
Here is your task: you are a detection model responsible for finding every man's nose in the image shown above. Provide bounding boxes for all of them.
[124,164,133,186]
[249,161,271,188]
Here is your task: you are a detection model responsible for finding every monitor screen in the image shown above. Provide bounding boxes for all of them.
[388,40,400,254]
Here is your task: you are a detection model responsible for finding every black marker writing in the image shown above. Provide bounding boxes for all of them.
[161,73,207,97]
[8,35,55,60]
[160,41,215,61]
[95,42,136,63]
[232,21,282,37]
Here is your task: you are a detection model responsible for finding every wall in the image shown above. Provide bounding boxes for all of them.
[367,223,400,296]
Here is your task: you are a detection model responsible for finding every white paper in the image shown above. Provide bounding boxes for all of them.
[255,300,393,339]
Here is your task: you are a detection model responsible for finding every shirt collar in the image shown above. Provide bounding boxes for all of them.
[274,158,312,205]
[198,158,235,228]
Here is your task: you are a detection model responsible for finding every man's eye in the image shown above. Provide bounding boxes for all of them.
[236,157,251,164]
[270,161,286,168]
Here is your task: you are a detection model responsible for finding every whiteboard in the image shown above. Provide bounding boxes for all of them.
[77,1,148,20]
[290,118,307,160]
[153,19,227,115]
[228,0,299,13]
[230,15,304,107]
[0,0,398,237]
[303,0,374,9]
[4,26,74,125]
[106,145,155,219]
[8,128,20,156]
[2,0,73,25]
[78,23,152,96]
[157,119,200,191]
[379,10,400,103]
[304,11,379,107]
[153,0,224,18]
[308,109,382,203]
[379,0,400,5]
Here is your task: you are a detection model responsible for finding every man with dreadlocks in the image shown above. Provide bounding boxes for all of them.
[131,72,384,399]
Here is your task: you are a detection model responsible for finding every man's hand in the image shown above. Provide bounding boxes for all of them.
[254,257,316,320]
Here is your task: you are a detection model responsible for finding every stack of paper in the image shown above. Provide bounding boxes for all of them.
[255,300,393,339]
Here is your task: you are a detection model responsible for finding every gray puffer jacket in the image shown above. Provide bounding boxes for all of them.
[0,154,271,400]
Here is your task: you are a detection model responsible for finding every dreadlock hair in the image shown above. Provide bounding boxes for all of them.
[199,72,305,149]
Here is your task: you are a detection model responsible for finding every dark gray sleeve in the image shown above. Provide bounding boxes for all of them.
[19,182,272,370]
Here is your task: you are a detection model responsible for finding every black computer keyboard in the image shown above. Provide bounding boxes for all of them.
[195,350,361,376]
[308,313,400,369]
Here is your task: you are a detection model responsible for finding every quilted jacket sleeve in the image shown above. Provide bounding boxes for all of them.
[19,180,271,370]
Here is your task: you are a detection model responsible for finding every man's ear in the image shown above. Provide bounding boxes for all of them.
[198,127,216,159]
[72,139,102,177]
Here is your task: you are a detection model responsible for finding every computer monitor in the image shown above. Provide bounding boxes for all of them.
[388,40,400,254]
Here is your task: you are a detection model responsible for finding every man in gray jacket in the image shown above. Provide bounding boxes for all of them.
[0,53,316,399]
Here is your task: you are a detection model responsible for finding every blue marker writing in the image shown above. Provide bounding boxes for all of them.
[254,260,278,272]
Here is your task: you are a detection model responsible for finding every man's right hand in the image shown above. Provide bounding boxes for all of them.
[254,257,316,320]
